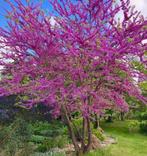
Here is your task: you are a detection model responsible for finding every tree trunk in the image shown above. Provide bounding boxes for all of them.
[61,103,92,155]
[84,117,92,153]
[93,114,99,129]
[107,115,113,122]
[120,112,125,121]
[61,105,80,155]
[81,117,86,151]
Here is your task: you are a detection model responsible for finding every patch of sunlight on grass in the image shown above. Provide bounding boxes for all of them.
[86,120,147,156]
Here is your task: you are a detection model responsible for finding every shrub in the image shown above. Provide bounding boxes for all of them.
[30,135,48,144]
[128,120,139,133]
[0,118,33,156]
[139,111,147,121]
[36,144,48,153]
[29,120,70,153]
[31,121,68,137]
[140,121,147,134]
[137,111,147,134]
[31,151,66,156]
[35,135,69,152]
[92,128,105,141]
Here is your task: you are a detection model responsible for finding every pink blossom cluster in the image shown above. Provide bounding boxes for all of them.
[0,0,146,118]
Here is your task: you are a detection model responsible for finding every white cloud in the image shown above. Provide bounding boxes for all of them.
[50,16,56,26]
[130,0,147,17]
[132,0,147,44]
[115,0,147,25]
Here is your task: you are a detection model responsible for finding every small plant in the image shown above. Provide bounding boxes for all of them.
[36,144,48,153]
[139,111,147,121]
[92,128,105,141]
[30,135,48,144]
[128,120,139,133]
[31,151,66,156]
[137,111,147,134]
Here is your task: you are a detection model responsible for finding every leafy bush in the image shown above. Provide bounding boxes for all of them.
[30,135,48,144]
[0,118,33,156]
[31,151,66,156]
[92,128,105,141]
[36,144,48,153]
[29,120,70,152]
[140,121,147,134]
[138,111,147,121]
[36,135,69,152]
[137,111,147,134]
[31,121,68,137]
[128,120,139,133]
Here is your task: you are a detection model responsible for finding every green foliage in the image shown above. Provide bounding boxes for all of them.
[139,81,147,92]
[105,110,114,123]
[73,118,106,141]
[138,111,147,121]
[101,120,139,134]
[0,118,33,156]
[21,75,30,85]
[125,94,146,120]
[0,119,70,155]
[128,120,139,132]
[139,111,147,134]
[139,121,147,134]
[132,61,147,75]
[115,69,128,78]
[30,135,48,144]
[31,121,67,137]
[137,110,147,134]
[31,151,66,156]
[85,148,112,156]
[72,118,83,141]
[35,144,47,153]
[36,135,69,152]
[29,120,70,153]
[127,37,133,43]
[92,128,105,141]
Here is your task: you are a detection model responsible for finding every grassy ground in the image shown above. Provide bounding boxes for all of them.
[86,120,147,156]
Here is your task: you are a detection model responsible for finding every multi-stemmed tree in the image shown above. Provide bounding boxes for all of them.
[0,0,146,155]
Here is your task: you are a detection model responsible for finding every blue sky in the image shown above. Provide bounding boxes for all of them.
[0,0,52,28]
[0,0,146,28]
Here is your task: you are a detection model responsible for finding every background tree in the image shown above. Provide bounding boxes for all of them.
[0,0,146,155]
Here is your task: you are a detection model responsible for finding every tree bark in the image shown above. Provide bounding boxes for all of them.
[120,112,125,121]
[61,105,80,155]
[94,114,99,129]
[84,117,92,153]
[81,117,86,151]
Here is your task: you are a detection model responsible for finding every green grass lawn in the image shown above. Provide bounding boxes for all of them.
[86,120,147,156]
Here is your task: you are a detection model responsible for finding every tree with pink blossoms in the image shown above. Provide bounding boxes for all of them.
[0,0,146,155]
